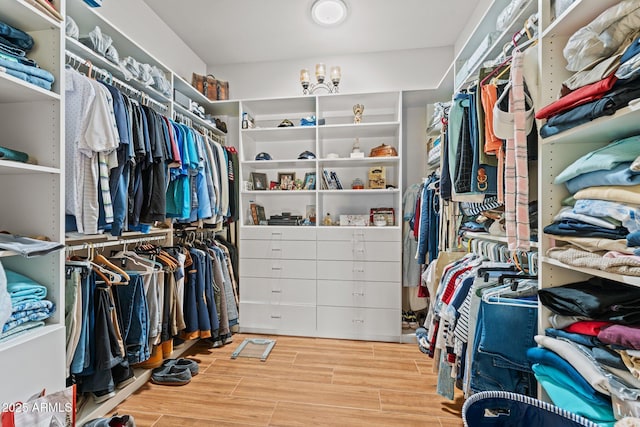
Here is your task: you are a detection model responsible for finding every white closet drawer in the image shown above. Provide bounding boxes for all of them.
[241,240,316,260]
[239,302,316,334]
[240,277,316,305]
[317,306,400,339]
[240,258,316,279]
[317,227,400,242]
[317,240,400,262]
[317,280,399,309]
[317,260,400,282]
[240,227,316,241]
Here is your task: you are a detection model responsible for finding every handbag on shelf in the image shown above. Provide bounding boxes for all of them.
[191,73,229,101]
[191,72,206,96]
[216,78,229,100]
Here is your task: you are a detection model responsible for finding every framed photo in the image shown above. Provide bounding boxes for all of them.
[278,172,296,190]
[250,172,268,191]
[303,172,316,190]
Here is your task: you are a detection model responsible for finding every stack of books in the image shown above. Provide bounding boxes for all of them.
[267,213,303,226]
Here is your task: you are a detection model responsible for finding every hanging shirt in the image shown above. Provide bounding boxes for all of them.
[79,79,119,234]
[65,68,96,232]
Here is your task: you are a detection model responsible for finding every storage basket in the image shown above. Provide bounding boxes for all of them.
[462,391,599,427]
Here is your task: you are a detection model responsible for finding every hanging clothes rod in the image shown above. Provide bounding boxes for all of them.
[65,234,167,252]
[64,50,168,113]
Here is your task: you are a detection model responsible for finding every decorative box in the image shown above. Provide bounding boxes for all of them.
[368,166,386,189]
[340,215,369,226]
[370,208,395,226]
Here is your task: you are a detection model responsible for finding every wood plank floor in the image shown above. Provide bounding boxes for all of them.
[109,334,464,426]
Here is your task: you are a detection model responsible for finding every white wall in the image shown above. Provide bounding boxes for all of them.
[96,0,207,79]
[208,47,453,100]
[403,106,428,189]
[453,0,494,58]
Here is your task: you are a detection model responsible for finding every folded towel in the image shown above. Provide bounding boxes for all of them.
[5,270,47,306]
[0,321,44,342]
[3,303,54,333]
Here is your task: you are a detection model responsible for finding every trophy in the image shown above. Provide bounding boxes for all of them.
[353,104,364,124]
[350,137,364,158]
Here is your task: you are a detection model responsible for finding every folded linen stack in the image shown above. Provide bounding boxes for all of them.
[0,269,55,341]
[0,19,55,90]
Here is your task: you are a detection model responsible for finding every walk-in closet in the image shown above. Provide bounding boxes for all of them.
[1,0,640,426]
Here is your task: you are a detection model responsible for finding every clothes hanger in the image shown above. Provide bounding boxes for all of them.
[93,252,130,282]
[481,283,538,307]
[480,56,512,87]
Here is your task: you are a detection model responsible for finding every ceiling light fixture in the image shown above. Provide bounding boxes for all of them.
[311,0,348,26]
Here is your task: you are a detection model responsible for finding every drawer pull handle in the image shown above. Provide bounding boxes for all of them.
[352,248,365,253]
[271,248,282,251]
[271,289,282,293]
[270,315,282,319]
[352,319,364,324]
[352,268,365,273]
[271,232,282,236]
[352,292,365,297]
[272,267,282,270]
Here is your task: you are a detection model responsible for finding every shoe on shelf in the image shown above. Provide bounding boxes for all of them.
[402,311,410,329]
[150,365,192,386]
[132,344,163,369]
[160,358,199,377]
[112,363,136,390]
[91,389,116,404]
[173,337,185,350]
[162,340,174,358]
[83,414,136,427]
[406,311,419,329]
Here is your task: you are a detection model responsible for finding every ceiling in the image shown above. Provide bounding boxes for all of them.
[142,0,481,67]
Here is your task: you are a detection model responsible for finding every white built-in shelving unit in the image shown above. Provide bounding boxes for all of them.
[237,92,403,342]
[0,0,66,407]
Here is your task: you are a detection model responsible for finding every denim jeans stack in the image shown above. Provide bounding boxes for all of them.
[0,19,55,90]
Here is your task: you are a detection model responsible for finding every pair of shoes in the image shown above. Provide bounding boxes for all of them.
[406,311,419,329]
[150,365,192,386]
[83,414,136,427]
[160,358,199,377]
[215,118,227,133]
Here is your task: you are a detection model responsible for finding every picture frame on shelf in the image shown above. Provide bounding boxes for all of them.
[303,172,316,190]
[250,172,268,191]
[278,172,296,190]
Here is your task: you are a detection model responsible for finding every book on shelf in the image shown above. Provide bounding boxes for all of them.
[322,169,335,189]
[322,169,343,190]
[330,171,343,189]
